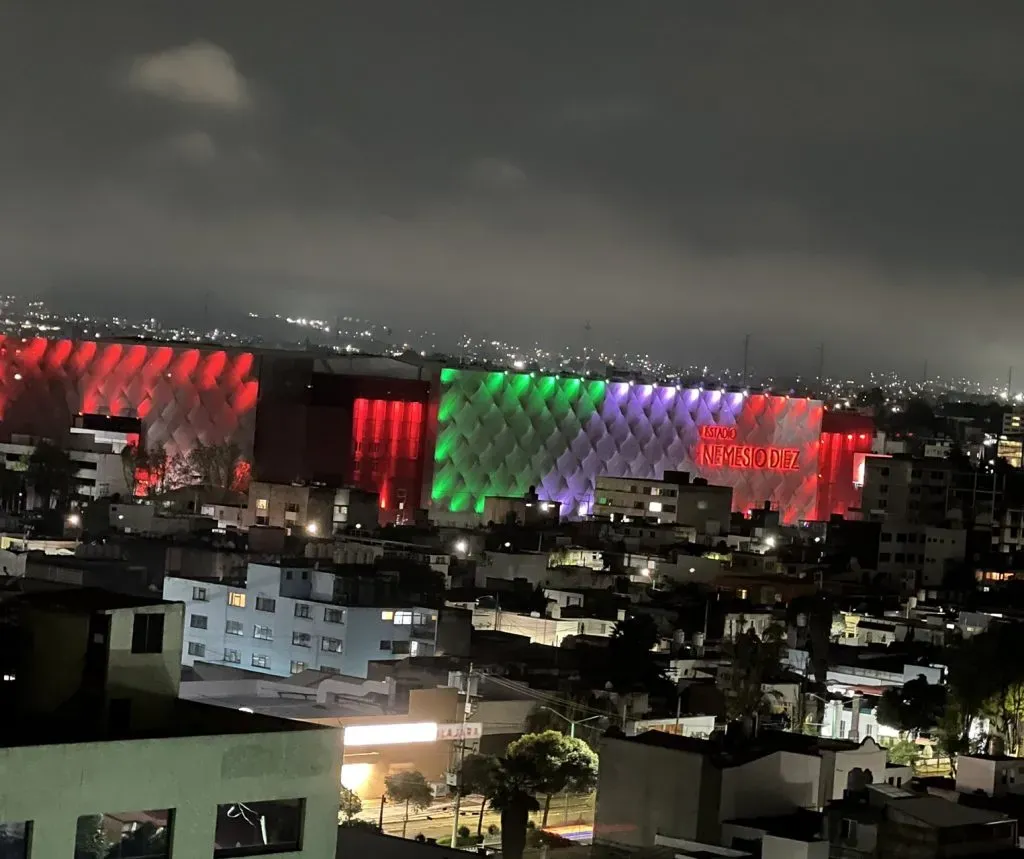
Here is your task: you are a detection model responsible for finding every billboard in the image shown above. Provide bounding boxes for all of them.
[431,369,823,523]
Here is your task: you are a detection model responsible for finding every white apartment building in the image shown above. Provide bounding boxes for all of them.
[594,474,732,534]
[164,562,439,678]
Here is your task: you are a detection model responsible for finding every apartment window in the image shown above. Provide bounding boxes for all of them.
[896,533,907,543]
[284,502,300,513]
[294,604,312,619]
[931,471,945,480]
[895,553,906,563]
[325,608,345,624]
[189,614,208,630]
[394,611,413,626]
[319,664,341,676]
[292,631,312,648]
[253,625,273,641]
[131,613,165,654]
[881,533,891,542]
[192,586,208,601]
[255,597,276,613]
[879,553,891,562]
[392,640,411,655]
[256,515,269,526]
[380,640,392,651]
[188,642,206,658]
[0,822,29,857]
[290,660,307,674]
[228,592,246,608]
[78,810,171,859]
[256,498,268,510]
[839,818,858,840]
[321,636,343,653]
[380,610,394,621]
[225,620,244,636]
[251,654,271,669]
[223,649,241,664]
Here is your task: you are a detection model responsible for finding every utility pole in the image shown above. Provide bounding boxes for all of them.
[449,665,475,847]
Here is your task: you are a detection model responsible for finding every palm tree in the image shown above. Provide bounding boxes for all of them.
[488,756,540,859]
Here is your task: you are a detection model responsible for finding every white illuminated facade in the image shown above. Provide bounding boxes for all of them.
[343,722,439,747]
[163,562,439,678]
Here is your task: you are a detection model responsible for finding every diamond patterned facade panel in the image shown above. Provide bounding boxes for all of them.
[431,369,823,523]
[0,336,259,456]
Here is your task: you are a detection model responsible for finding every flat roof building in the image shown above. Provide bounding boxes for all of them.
[0,588,341,858]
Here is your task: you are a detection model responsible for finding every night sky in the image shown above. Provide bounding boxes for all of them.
[2,2,1023,377]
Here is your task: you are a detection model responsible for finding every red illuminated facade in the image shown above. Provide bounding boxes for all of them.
[0,336,872,525]
[816,411,875,520]
[0,336,258,456]
[350,397,426,515]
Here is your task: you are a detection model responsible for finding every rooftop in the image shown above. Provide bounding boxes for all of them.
[625,728,869,767]
[15,587,171,614]
[2,694,331,749]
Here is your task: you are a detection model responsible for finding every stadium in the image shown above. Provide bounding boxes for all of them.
[0,337,871,524]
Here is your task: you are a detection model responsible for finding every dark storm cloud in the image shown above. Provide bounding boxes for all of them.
[2,1,1024,377]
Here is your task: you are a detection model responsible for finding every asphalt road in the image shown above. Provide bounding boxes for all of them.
[356,794,595,841]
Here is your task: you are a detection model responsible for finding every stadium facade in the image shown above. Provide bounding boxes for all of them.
[0,337,870,523]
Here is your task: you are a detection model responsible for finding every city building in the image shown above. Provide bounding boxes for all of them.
[0,587,340,858]
[180,665,462,799]
[244,481,380,535]
[875,523,966,590]
[593,472,733,534]
[433,372,828,524]
[0,336,877,526]
[824,784,1015,859]
[861,457,954,523]
[593,730,887,851]
[163,562,444,678]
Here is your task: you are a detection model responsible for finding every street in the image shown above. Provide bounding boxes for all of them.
[356,793,596,842]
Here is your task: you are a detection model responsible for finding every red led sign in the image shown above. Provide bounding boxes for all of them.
[697,441,800,471]
[699,425,737,441]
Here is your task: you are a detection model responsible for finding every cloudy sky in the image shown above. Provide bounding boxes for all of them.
[2,2,1023,379]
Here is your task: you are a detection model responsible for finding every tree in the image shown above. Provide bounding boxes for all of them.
[505,731,598,828]
[73,814,108,859]
[187,441,244,490]
[384,770,433,838]
[489,755,540,859]
[458,753,499,838]
[26,441,77,511]
[721,623,787,724]
[787,594,833,729]
[339,786,363,822]
[876,675,946,736]
[886,738,921,766]
[603,614,666,694]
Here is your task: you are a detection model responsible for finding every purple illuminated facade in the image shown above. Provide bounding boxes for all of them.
[430,369,824,524]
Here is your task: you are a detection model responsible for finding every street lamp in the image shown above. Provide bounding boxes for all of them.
[539,706,604,739]
[454,539,468,555]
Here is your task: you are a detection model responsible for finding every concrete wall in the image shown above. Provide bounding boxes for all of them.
[719,752,819,821]
[0,724,341,858]
[593,737,720,849]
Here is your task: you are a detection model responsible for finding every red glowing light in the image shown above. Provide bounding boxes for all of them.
[697,442,800,471]
[699,425,737,441]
